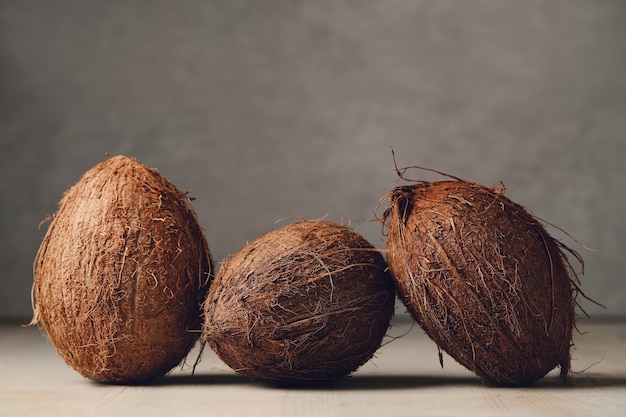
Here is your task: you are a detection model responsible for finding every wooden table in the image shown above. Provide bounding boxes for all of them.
[1,318,624,417]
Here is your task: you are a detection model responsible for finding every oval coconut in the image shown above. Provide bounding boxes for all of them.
[383,180,581,387]
[31,155,212,384]
[204,220,395,385]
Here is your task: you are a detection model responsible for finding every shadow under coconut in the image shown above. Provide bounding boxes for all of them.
[306,374,483,391]
[146,372,481,389]
[148,373,250,386]
[148,372,626,390]
[273,374,626,391]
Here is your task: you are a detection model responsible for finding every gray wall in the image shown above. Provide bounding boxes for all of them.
[2,1,625,320]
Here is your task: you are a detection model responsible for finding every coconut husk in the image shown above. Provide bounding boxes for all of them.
[203,220,395,385]
[30,155,212,384]
[383,180,583,387]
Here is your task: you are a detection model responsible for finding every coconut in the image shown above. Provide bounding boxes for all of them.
[382,180,583,387]
[203,220,395,385]
[30,155,212,384]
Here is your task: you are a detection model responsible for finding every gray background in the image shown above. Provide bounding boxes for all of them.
[1,1,624,320]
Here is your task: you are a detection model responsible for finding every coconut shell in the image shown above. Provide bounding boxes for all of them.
[204,220,395,385]
[383,180,579,387]
[31,155,212,384]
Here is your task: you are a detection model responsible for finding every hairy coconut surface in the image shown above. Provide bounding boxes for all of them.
[31,155,212,384]
[383,180,582,387]
[204,220,395,385]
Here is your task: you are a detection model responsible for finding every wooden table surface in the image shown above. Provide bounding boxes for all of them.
[1,318,624,417]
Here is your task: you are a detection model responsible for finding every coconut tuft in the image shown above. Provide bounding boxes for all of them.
[382,180,585,387]
[203,220,395,385]
[30,155,212,384]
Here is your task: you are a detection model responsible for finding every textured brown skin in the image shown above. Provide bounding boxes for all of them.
[383,181,576,387]
[204,220,395,385]
[31,155,212,384]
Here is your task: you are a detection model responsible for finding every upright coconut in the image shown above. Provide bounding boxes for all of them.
[30,155,212,384]
[204,220,396,385]
[382,180,583,386]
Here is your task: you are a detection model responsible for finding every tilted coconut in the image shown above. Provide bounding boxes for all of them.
[382,179,585,386]
[30,155,212,384]
[203,220,395,385]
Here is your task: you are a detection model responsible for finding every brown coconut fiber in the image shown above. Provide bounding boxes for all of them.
[203,220,396,385]
[30,155,212,384]
[382,179,587,387]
